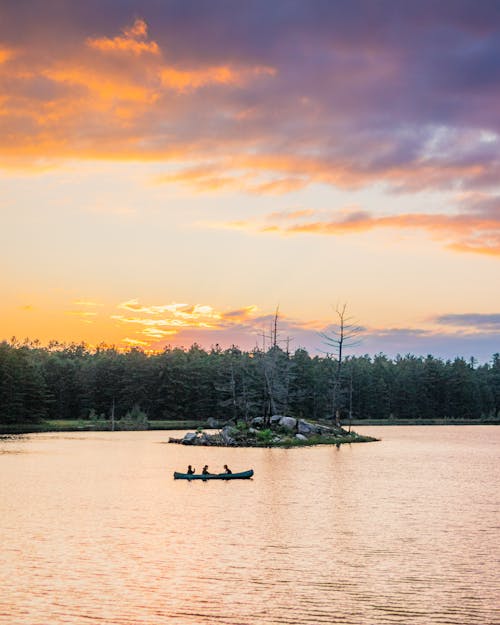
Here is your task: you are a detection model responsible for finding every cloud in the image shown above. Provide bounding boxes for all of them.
[220,306,258,320]
[2,2,500,259]
[225,198,500,256]
[64,300,101,324]
[87,18,160,55]
[155,163,305,195]
[434,313,500,330]
[122,337,150,347]
[0,16,278,169]
[112,300,287,347]
[117,299,229,321]
[160,66,236,92]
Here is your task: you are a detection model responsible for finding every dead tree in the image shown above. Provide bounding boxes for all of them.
[258,305,294,422]
[320,304,361,426]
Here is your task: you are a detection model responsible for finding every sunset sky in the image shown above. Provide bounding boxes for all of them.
[1,0,499,360]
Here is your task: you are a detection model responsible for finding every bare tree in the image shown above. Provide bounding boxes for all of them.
[272,305,279,348]
[257,305,294,422]
[320,303,362,426]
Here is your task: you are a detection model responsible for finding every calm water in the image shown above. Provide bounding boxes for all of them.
[0,427,498,625]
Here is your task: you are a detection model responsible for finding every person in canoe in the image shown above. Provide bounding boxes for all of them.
[202,465,210,475]
[187,465,195,475]
[223,464,232,474]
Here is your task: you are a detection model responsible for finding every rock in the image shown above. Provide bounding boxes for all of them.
[181,432,197,445]
[295,433,308,441]
[221,426,236,445]
[270,415,283,425]
[207,417,219,428]
[297,420,315,435]
[279,416,297,431]
[251,417,264,426]
[316,424,333,434]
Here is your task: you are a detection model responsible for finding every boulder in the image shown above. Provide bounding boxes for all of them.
[251,417,264,426]
[297,420,315,435]
[221,426,236,445]
[279,416,297,431]
[270,415,283,425]
[295,433,308,441]
[199,432,210,443]
[181,432,198,445]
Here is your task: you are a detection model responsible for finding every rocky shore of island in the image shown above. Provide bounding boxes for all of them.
[168,415,378,447]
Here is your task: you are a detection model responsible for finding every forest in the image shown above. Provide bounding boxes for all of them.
[1,338,499,427]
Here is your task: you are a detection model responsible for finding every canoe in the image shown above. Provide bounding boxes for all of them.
[173,469,254,480]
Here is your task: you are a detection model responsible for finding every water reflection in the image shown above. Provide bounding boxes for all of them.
[0,427,498,624]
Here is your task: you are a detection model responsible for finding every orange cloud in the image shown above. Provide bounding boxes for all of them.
[112,315,187,328]
[267,208,316,221]
[244,207,500,256]
[160,66,237,92]
[42,65,158,104]
[111,300,261,346]
[141,328,178,339]
[177,149,498,198]
[87,19,160,56]
[248,176,309,195]
[156,164,249,192]
[117,300,223,319]
[220,306,258,320]
[160,64,275,93]
[0,20,278,171]
[123,337,151,347]
[156,162,309,195]
[123,19,149,39]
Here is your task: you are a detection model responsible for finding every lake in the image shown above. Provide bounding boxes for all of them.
[0,426,498,625]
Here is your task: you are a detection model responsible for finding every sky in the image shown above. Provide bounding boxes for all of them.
[1,0,499,361]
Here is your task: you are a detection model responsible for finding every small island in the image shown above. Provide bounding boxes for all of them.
[169,415,378,447]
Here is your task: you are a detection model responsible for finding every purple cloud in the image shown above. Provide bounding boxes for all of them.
[435,313,500,329]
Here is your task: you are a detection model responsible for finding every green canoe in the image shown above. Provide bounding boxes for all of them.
[173,469,254,480]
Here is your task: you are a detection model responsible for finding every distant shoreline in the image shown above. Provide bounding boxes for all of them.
[1,417,498,435]
[0,419,201,435]
[350,419,499,426]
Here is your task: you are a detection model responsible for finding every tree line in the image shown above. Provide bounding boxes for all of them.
[0,339,499,425]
